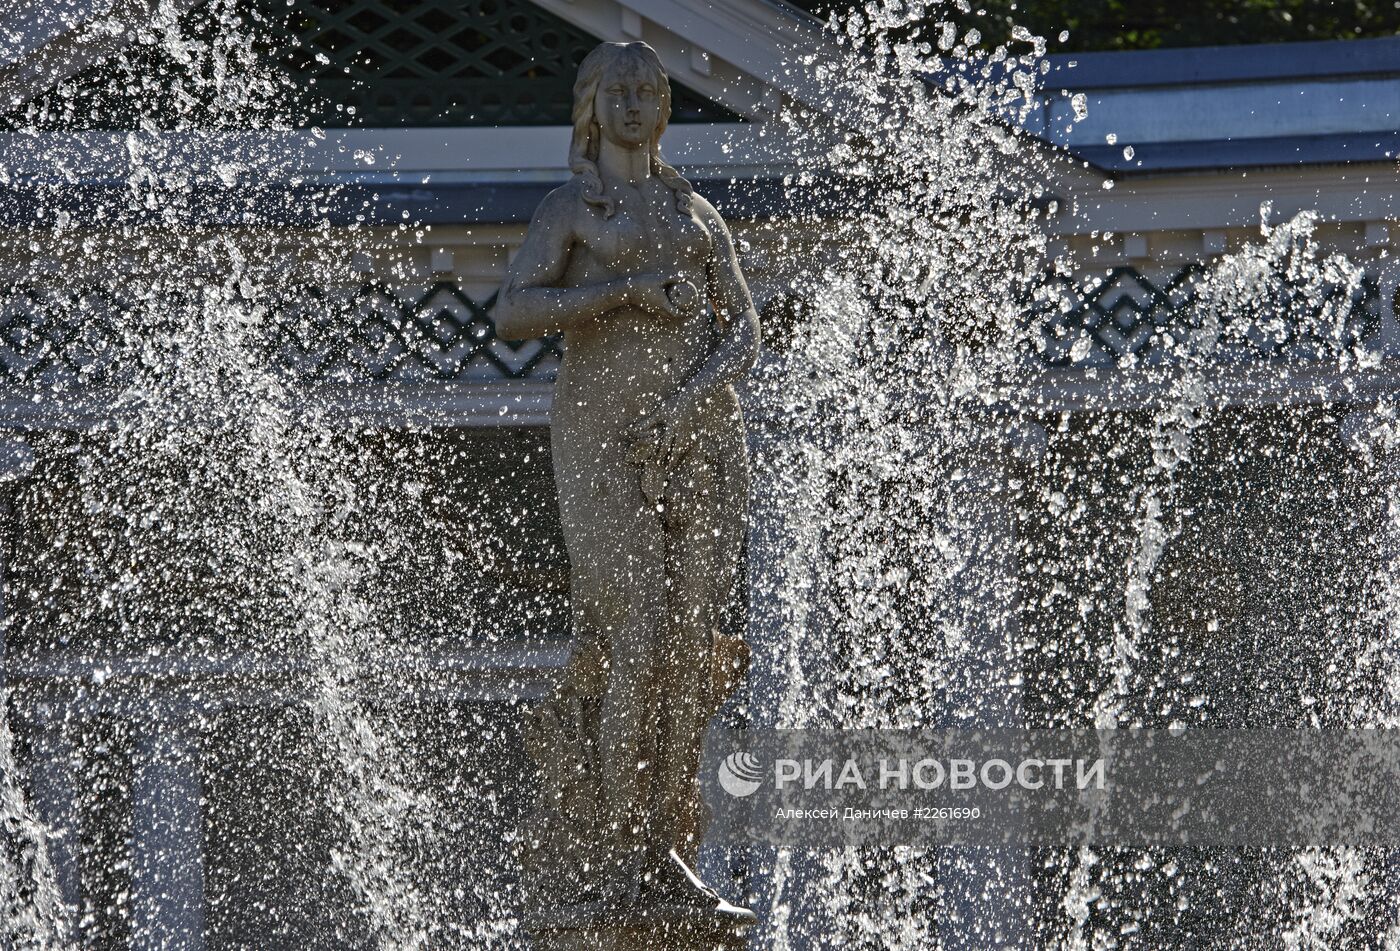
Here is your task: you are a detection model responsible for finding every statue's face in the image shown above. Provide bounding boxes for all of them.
[593,55,663,150]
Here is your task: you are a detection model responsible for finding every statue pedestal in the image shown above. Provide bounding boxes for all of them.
[527,903,755,951]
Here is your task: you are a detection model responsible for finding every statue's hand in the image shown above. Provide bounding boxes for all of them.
[625,389,706,472]
[625,273,699,320]
[625,416,663,471]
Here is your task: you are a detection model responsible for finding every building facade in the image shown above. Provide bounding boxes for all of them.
[0,0,1397,946]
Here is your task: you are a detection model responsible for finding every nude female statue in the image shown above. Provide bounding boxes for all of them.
[495,41,759,911]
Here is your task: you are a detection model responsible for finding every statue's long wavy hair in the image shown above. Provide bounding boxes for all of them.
[569,42,694,218]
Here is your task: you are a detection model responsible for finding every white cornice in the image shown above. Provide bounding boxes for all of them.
[529,0,834,117]
[1012,356,1400,414]
[1051,162,1400,233]
[0,0,203,113]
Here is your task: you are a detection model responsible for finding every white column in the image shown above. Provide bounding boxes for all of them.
[1368,255,1400,358]
[0,434,34,686]
[936,420,1044,950]
[735,402,1046,948]
[28,714,82,918]
[0,435,72,948]
[1344,407,1400,724]
[693,400,827,942]
[1343,407,1400,943]
[130,721,206,951]
[736,408,831,949]
[744,412,825,730]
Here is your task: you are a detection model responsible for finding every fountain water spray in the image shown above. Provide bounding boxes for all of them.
[2,0,1397,946]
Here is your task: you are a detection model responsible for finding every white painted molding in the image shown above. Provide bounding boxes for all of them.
[5,643,572,713]
[0,382,554,431]
[11,356,1400,430]
[314,381,557,427]
[0,0,834,125]
[690,47,712,77]
[0,123,823,183]
[0,435,33,481]
[1013,357,1400,414]
[1053,164,1400,233]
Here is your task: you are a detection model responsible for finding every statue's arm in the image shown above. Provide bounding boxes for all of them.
[494,186,634,341]
[680,196,761,398]
[624,196,761,463]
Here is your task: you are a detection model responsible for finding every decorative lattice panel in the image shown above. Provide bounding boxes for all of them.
[1037,265,1380,368]
[262,0,736,126]
[0,280,561,387]
[269,281,564,381]
[1,0,737,130]
[0,266,1385,389]
[0,285,126,382]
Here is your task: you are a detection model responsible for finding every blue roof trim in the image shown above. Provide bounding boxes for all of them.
[0,176,849,228]
[1042,35,1400,90]
[1069,130,1400,173]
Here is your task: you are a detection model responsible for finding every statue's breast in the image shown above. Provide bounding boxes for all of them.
[575,206,646,273]
[666,206,714,265]
[573,194,713,275]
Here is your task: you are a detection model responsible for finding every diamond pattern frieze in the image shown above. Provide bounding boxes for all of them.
[0,266,1382,390]
[1037,264,1379,369]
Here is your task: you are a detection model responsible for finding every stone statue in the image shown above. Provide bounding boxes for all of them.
[494,40,759,948]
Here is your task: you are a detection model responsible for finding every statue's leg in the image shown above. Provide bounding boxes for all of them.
[656,499,721,859]
[651,447,748,893]
[564,470,670,896]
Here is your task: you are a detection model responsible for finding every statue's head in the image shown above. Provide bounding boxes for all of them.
[575,41,670,153]
[569,41,693,217]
